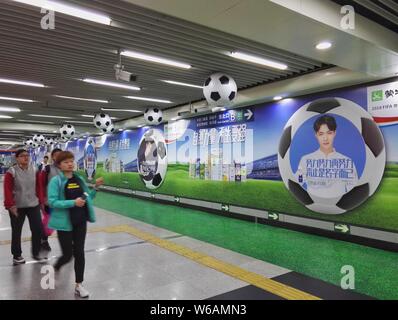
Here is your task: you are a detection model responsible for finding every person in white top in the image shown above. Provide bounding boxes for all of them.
[297,115,358,198]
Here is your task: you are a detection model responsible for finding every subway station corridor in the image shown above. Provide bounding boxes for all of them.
[0,179,385,300]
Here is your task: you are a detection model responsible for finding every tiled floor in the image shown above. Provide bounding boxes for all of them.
[0,180,374,300]
[0,181,293,300]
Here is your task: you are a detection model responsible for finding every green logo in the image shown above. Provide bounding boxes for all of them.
[371,90,383,102]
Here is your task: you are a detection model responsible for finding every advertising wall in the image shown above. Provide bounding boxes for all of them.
[65,79,398,233]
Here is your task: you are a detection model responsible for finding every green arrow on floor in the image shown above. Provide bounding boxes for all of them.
[268,212,279,220]
[221,204,229,211]
[335,224,350,233]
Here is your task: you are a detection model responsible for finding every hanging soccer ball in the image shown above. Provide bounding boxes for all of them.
[93,113,112,130]
[32,134,45,145]
[60,123,75,139]
[32,142,39,148]
[44,137,55,146]
[101,122,115,134]
[137,128,168,189]
[144,108,163,125]
[278,97,385,215]
[203,73,237,106]
[24,139,34,147]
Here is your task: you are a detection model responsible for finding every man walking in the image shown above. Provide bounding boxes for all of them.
[3,149,45,265]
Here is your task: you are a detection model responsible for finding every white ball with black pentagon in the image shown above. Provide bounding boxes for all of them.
[32,141,39,148]
[33,134,45,145]
[44,137,55,146]
[59,123,75,139]
[101,122,115,134]
[137,128,167,189]
[24,139,34,147]
[278,97,385,215]
[144,108,163,125]
[203,73,237,106]
[93,113,112,130]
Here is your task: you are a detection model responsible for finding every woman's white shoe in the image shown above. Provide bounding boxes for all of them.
[75,284,90,298]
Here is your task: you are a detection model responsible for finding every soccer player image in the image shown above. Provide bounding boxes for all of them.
[296,115,358,198]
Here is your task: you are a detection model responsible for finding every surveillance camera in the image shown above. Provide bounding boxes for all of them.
[115,68,137,82]
[114,64,137,82]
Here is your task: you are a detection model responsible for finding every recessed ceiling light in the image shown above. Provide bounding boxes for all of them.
[273,96,283,101]
[0,96,34,102]
[118,129,123,132]
[101,108,141,113]
[13,0,112,25]
[0,78,45,87]
[53,95,108,103]
[124,96,171,104]
[162,80,202,89]
[228,51,288,70]
[0,106,21,112]
[316,41,332,50]
[29,114,72,119]
[82,78,140,91]
[121,50,191,69]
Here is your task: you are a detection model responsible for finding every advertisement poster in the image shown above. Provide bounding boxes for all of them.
[367,80,398,126]
[64,80,398,232]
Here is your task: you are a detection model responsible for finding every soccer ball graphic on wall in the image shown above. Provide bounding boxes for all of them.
[84,138,97,181]
[278,97,386,214]
[137,129,167,189]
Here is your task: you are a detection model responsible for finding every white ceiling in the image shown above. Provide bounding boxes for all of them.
[1,0,397,148]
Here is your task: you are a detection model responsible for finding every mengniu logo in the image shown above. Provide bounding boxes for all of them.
[371,90,383,102]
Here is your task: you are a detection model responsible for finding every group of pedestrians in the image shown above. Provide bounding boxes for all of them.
[3,148,103,298]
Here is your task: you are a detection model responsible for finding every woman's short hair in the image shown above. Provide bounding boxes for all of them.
[55,151,74,165]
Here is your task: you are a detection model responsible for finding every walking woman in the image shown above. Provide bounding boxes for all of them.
[48,151,103,298]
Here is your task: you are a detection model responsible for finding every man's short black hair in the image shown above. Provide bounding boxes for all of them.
[314,115,337,132]
[51,148,62,156]
[15,149,28,158]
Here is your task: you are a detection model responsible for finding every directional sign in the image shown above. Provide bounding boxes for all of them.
[221,204,229,212]
[174,196,180,203]
[244,109,253,121]
[334,223,350,234]
[268,212,279,221]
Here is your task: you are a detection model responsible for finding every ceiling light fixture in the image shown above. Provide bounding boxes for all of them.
[273,96,283,101]
[67,121,94,124]
[0,96,34,102]
[54,95,108,103]
[18,119,55,124]
[316,41,332,50]
[82,78,140,91]
[121,50,191,69]
[0,115,13,119]
[0,106,21,112]
[124,96,171,104]
[101,108,141,113]
[81,114,117,119]
[29,114,72,119]
[0,78,45,87]
[228,51,288,70]
[162,80,202,89]
[13,0,112,25]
